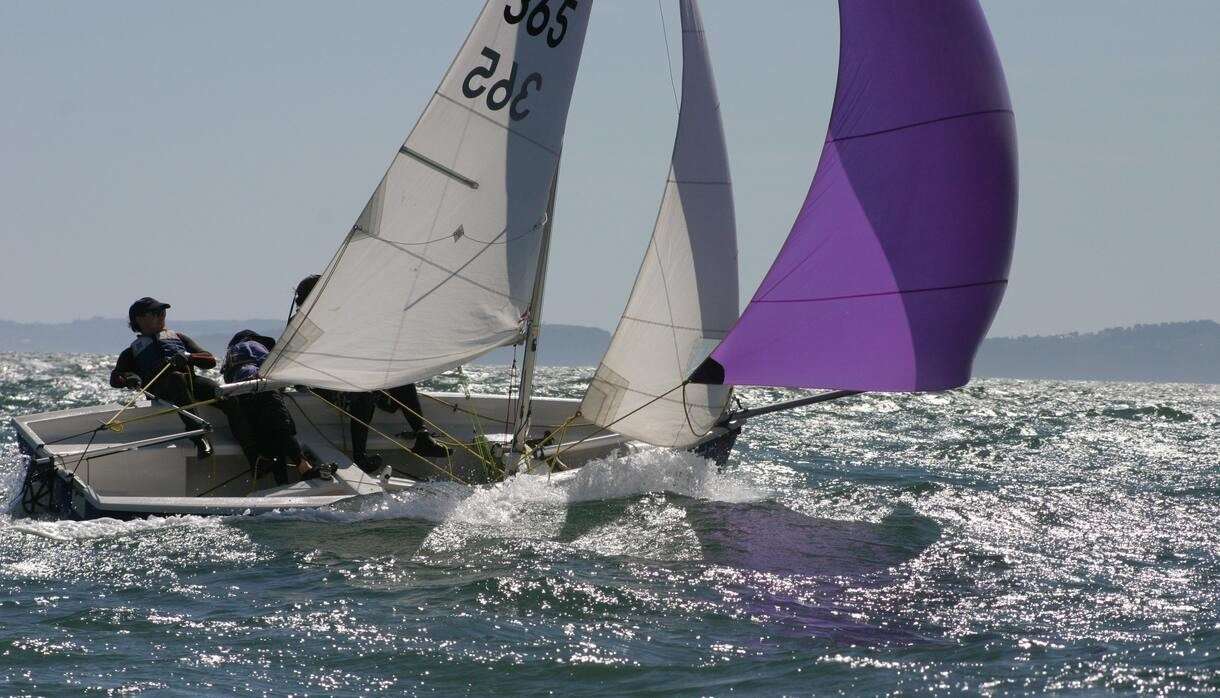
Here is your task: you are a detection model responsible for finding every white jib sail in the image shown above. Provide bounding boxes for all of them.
[579,0,738,448]
[262,1,592,391]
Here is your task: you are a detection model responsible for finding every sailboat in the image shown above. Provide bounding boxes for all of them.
[11,0,1015,521]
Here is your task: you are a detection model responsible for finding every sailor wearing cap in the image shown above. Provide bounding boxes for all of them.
[109,297,257,464]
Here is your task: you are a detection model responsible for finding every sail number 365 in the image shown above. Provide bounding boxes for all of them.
[503,0,579,48]
[461,0,579,121]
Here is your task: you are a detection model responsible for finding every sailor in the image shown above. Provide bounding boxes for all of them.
[293,274,450,473]
[109,297,258,464]
[221,330,333,483]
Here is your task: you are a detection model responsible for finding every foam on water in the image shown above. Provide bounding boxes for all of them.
[263,447,763,528]
[10,514,222,542]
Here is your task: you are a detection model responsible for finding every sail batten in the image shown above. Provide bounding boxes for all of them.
[262,1,592,392]
[579,0,738,448]
[695,0,1017,393]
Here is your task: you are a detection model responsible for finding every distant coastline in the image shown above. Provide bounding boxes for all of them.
[1,318,1216,384]
[972,320,1219,384]
[0,317,611,369]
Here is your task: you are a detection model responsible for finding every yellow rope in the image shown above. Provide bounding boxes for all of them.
[105,397,220,432]
[103,362,174,431]
[307,389,474,486]
[542,414,579,473]
[377,389,505,471]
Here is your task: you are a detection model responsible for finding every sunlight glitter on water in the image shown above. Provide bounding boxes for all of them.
[0,356,1217,694]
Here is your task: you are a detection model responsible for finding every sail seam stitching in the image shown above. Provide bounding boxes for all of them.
[755,279,1008,304]
[363,235,530,305]
[830,108,1013,143]
[433,91,561,157]
[592,380,717,408]
[621,315,728,334]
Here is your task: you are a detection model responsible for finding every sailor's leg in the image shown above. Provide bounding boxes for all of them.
[347,391,376,464]
[193,375,259,467]
[388,383,426,433]
[388,383,449,458]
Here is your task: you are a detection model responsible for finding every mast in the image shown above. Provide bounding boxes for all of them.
[510,167,560,458]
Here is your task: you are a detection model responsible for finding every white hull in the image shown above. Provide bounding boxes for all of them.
[12,390,736,520]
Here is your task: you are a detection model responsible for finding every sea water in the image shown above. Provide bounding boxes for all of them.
[0,355,1216,695]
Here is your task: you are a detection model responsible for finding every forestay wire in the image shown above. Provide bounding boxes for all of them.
[658,0,680,110]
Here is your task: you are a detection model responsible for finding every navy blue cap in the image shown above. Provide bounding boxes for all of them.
[128,297,170,320]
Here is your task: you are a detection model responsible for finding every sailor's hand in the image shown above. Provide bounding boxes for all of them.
[123,373,143,390]
[170,351,190,370]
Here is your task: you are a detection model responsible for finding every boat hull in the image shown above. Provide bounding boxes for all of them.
[11,390,734,520]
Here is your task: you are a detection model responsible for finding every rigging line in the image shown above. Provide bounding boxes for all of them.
[107,398,219,430]
[504,346,517,436]
[376,388,500,472]
[372,235,533,310]
[284,393,420,483]
[420,391,569,430]
[50,392,218,457]
[554,380,690,459]
[262,229,353,377]
[658,0,680,111]
[306,388,474,485]
[196,465,255,498]
[102,362,174,430]
[68,427,101,477]
[525,413,581,455]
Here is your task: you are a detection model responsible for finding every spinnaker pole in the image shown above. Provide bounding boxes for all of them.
[723,390,861,425]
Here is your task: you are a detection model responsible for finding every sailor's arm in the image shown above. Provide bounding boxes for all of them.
[177,333,218,370]
[109,348,141,389]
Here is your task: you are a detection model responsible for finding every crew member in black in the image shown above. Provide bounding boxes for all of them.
[293,275,450,472]
[109,297,258,464]
[221,330,332,483]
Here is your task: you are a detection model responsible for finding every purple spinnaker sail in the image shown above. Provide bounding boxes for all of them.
[691,0,1016,391]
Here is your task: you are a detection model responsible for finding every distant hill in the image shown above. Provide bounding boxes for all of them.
[4,317,1216,382]
[974,320,1220,384]
[0,318,610,367]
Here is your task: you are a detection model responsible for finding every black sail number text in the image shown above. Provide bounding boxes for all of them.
[503,0,579,48]
[462,48,543,122]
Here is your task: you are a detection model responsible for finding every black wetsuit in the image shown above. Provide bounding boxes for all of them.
[221,333,306,478]
[110,331,258,465]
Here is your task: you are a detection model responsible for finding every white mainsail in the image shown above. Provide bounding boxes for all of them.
[263,1,592,391]
[579,0,738,448]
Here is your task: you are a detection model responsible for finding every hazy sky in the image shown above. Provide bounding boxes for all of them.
[1,1,1217,336]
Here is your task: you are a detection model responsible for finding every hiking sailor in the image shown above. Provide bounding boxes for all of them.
[293,275,450,472]
[221,330,333,483]
[109,296,258,464]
